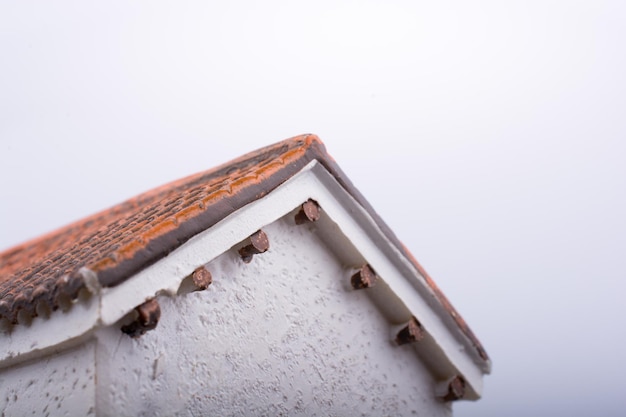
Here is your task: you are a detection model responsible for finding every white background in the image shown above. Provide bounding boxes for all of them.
[1,1,625,416]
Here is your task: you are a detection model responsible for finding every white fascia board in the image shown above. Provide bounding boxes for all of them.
[302,163,488,398]
[99,160,486,397]
[1,161,487,398]
[0,294,99,369]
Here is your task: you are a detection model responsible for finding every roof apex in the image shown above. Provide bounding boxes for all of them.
[0,134,488,366]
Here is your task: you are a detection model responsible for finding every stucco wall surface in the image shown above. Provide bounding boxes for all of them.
[0,341,95,416]
[95,215,451,416]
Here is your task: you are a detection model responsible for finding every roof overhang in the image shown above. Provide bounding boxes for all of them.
[0,160,490,399]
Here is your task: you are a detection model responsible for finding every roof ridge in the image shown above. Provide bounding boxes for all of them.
[0,134,488,365]
[0,134,323,322]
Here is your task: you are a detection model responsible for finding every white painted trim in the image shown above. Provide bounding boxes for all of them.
[0,294,99,369]
[302,163,489,398]
[0,161,487,399]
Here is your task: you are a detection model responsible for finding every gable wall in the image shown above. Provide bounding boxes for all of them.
[94,214,452,416]
[0,341,96,416]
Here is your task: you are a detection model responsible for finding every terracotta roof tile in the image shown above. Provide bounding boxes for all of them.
[0,134,488,362]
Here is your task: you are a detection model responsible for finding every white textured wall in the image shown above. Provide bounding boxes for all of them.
[96,215,451,416]
[0,341,95,416]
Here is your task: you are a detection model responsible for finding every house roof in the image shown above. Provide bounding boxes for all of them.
[0,134,488,363]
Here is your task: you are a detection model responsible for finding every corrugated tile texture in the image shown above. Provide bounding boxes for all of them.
[0,134,488,363]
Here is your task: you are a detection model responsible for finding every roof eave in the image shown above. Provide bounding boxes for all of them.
[0,160,489,400]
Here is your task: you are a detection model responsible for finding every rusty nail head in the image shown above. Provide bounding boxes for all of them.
[395,316,424,345]
[295,199,321,224]
[191,266,212,291]
[121,298,161,338]
[351,264,378,290]
[442,376,466,402]
[239,230,270,263]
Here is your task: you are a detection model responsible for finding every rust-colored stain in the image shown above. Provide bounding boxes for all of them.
[0,134,488,364]
[395,316,424,345]
[121,298,161,338]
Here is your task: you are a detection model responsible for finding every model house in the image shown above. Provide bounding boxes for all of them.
[0,134,490,416]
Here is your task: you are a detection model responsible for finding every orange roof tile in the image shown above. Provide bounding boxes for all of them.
[0,134,488,362]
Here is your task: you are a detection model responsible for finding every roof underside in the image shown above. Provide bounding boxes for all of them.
[0,134,488,363]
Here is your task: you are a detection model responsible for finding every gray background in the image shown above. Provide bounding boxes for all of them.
[1,1,624,416]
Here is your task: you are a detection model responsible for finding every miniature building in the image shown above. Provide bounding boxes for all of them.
[0,135,490,416]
